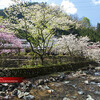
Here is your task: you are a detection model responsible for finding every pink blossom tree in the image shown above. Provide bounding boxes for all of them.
[0,31,22,54]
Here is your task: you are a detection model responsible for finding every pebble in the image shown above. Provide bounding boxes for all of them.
[94,91,100,95]
[71,96,77,99]
[24,92,30,96]
[17,90,24,99]
[84,80,89,84]
[43,85,50,90]
[23,95,35,100]
[97,83,100,87]
[78,91,84,95]
[47,89,54,94]
[2,83,8,86]
[63,97,70,100]
[94,72,100,76]
[64,81,70,84]
[86,95,94,100]
[38,85,44,90]
[38,79,44,85]
[11,89,18,96]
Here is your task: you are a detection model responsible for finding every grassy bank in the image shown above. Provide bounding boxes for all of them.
[0,60,97,77]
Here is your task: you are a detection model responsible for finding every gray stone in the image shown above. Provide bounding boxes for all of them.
[32,84,36,88]
[90,82,96,85]
[86,95,94,100]
[43,85,50,90]
[47,89,54,94]
[64,81,70,84]
[94,72,100,76]
[94,91,100,95]
[20,82,25,87]
[72,84,76,88]
[0,92,6,96]
[78,91,84,95]
[3,95,9,99]
[97,83,100,87]
[12,89,18,96]
[26,82,32,88]
[71,96,77,99]
[2,86,8,92]
[8,85,15,91]
[38,85,44,90]
[17,90,24,99]
[45,79,49,83]
[95,67,100,70]
[24,92,30,96]
[22,87,30,92]
[49,77,56,82]
[2,83,8,87]
[84,80,89,84]
[63,97,70,100]
[23,95,35,100]
[38,79,44,85]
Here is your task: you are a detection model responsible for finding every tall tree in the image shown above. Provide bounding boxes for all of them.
[81,17,91,28]
[97,23,100,33]
[4,1,71,64]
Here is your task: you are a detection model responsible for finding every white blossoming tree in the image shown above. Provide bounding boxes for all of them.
[4,0,75,64]
[52,34,100,61]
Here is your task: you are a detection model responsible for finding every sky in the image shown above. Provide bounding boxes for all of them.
[0,0,100,26]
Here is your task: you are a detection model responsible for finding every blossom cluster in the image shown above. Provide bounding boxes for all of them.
[52,34,100,60]
[0,29,22,54]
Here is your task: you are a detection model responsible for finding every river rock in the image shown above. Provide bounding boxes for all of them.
[94,72,100,76]
[63,97,70,100]
[0,92,6,96]
[64,81,70,84]
[72,96,76,99]
[49,77,56,82]
[84,80,89,84]
[37,79,44,85]
[8,85,15,91]
[95,67,100,70]
[78,91,84,95]
[38,85,44,90]
[97,83,100,87]
[3,95,12,100]
[12,89,18,96]
[17,90,24,99]
[26,81,32,88]
[2,83,8,87]
[47,89,54,94]
[32,84,36,88]
[24,92,30,96]
[23,95,35,100]
[20,82,25,87]
[86,95,94,100]
[43,85,50,90]
[94,91,100,95]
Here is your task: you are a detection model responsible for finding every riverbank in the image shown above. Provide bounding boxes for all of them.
[0,65,100,100]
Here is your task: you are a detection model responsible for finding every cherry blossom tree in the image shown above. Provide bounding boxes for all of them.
[0,30,22,54]
[52,34,100,61]
[4,1,77,64]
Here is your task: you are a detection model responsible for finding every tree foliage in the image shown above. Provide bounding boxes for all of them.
[3,1,74,64]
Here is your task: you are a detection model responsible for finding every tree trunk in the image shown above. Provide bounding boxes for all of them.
[40,56,44,65]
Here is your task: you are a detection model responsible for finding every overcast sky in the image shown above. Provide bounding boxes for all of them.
[0,0,100,26]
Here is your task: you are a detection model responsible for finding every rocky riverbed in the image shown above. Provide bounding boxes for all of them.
[0,65,100,100]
